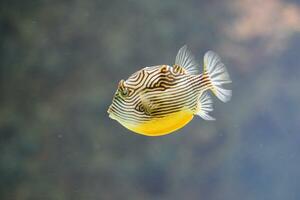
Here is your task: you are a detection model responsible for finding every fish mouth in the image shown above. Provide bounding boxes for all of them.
[107,106,117,120]
[108,113,116,120]
[107,105,112,114]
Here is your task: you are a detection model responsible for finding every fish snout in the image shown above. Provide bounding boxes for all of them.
[107,105,117,120]
[107,105,112,114]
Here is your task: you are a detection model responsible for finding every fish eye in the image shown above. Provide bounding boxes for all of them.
[119,87,129,97]
[122,88,128,96]
[117,79,130,98]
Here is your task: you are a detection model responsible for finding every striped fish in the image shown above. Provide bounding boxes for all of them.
[107,45,231,136]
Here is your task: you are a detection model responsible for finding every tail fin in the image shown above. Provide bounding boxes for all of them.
[204,51,232,102]
[195,92,215,120]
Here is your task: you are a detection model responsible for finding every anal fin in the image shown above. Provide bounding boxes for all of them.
[195,92,215,120]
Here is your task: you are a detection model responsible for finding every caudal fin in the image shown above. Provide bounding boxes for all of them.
[204,51,232,102]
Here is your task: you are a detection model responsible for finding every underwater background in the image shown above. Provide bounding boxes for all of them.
[1,0,300,199]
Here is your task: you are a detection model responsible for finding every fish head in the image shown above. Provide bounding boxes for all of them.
[108,77,147,125]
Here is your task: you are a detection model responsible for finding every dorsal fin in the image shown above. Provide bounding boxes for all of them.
[175,45,199,75]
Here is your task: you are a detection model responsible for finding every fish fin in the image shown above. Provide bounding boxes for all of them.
[204,51,232,102]
[195,92,215,120]
[175,45,199,75]
[140,94,158,115]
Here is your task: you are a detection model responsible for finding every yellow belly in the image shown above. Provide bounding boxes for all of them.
[121,110,194,136]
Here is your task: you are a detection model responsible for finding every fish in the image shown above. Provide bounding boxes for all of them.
[107,45,231,136]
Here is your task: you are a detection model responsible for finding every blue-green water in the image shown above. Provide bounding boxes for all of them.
[1,0,300,199]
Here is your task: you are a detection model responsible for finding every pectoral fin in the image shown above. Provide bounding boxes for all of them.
[140,95,158,115]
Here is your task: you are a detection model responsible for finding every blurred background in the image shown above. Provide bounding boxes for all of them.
[1,0,300,199]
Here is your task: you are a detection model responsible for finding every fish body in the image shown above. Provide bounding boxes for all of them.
[108,46,231,136]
